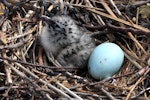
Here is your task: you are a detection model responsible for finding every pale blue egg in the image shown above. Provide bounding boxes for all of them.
[88,42,124,80]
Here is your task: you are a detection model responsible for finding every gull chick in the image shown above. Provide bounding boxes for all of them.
[40,15,95,68]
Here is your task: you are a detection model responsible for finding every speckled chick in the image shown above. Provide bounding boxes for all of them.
[40,15,95,68]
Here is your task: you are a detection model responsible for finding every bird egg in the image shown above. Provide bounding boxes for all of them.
[88,42,124,80]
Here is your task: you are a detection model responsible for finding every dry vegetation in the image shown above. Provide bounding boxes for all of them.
[0,0,150,100]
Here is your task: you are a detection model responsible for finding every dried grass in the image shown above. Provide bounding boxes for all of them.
[0,0,150,100]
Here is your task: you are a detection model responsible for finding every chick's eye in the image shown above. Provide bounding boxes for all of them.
[53,23,60,28]
[53,24,66,34]
[48,21,60,29]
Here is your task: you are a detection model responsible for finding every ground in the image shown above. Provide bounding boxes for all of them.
[0,0,150,100]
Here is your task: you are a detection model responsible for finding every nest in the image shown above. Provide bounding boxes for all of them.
[0,0,150,100]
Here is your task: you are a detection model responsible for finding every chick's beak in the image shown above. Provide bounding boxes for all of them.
[40,15,55,25]
[40,15,66,34]
[40,15,50,21]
